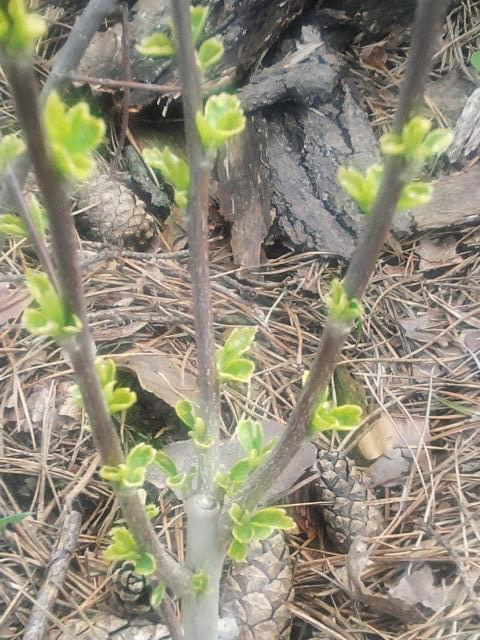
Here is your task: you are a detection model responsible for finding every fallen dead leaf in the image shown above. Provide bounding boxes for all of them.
[398,310,446,344]
[161,207,188,251]
[389,565,459,612]
[359,40,388,70]
[117,351,198,408]
[92,320,148,342]
[360,412,428,486]
[0,283,31,326]
[461,329,480,354]
[416,237,460,271]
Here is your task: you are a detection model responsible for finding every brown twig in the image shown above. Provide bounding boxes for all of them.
[66,72,180,94]
[110,3,131,174]
[23,510,82,640]
[229,0,451,516]
[170,0,221,492]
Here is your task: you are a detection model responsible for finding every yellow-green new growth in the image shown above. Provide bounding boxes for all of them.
[0,0,45,55]
[143,146,190,209]
[216,326,257,383]
[44,92,105,181]
[104,527,156,576]
[0,133,25,175]
[196,93,246,153]
[0,195,48,239]
[23,270,81,340]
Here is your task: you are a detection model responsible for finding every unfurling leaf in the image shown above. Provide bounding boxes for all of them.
[198,37,224,70]
[0,133,25,175]
[232,522,255,543]
[144,146,190,209]
[227,538,248,562]
[0,0,45,55]
[127,443,156,471]
[337,164,383,214]
[191,570,209,595]
[196,93,246,153]
[103,527,138,562]
[0,195,48,240]
[216,327,257,383]
[472,51,480,72]
[150,583,166,607]
[136,30,175,58]
[325,279,363,325]
[44,92,105,181]
[23,271,82,340]
[236,419,263,455]
[134,552,156,576]
[380,116,453,167]
[84,358,137,415]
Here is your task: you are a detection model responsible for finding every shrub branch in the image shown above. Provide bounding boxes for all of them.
[226,0,451,517]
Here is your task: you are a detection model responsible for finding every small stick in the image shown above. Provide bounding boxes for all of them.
[23,510,82,640]
[110,3,131,174]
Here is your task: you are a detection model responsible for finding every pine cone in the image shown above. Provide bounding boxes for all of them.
[220,532,293,640]
[314,450,384,552]
[109,561,153,619]
[74,172,157,249]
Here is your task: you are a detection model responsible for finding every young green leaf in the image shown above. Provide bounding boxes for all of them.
[223,327,257,359]
[155,450,178,478]
[227,538,248,562]
[190,5,208,43]
[328,404,363,428]
[232,522,255,543]
[196,93,246,153]
[0,133,25,175]
[325,279,363,325]
[103,527,138,562]
[218,358,255,383]
[0,511,31,533]
[134,552,156,576]
[191,570,209,596]
[216,327,257,383]
[145,503,159,519]
[176,399,196,429]
[397,181,433,210]
[198,37,224,70]
[229,503,248,525]
[150,583,166,608]
[44,92,105,182]
[99,465,124,483]
[236,419,263,455]
[23,270,82,339]
[126,443,156,471]
[0,213,27,237]
[250,507,294,531]
[143,146,190,209]
[0,0,45,55]
[136,31,175,58]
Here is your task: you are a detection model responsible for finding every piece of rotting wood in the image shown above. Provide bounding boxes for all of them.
[23,510,82,640]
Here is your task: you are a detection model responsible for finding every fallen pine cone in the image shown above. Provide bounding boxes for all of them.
[220,532,293,640]
[314,450,384,552]
[74,172,157,250]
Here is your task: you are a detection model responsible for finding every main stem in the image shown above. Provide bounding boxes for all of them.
[225,0,451,522]
[169,1,225,637]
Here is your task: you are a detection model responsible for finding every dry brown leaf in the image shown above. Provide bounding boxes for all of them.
[161,208,188,251]
[117,351,198,408]
[388,565,459,612]
[0,284,31,326]
[92,320,148,342]
[360,412,428,486]
[416,237,459,271]
[359,41,388,70]
[398,310,445,343]
[461,329,480,354]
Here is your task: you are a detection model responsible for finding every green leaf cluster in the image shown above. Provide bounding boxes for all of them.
[305,378,362,436]
[23,270,82,340]
[0,194,48,239]
[472,51,480,72]
[176,399,212,449]
[154,449,195,493]
[0,133,25,175]
[216,326,257,383]
[380,116,454,168]
[143,146,189,209]
[325,279,362,325]
[0,0,45,55]
[100,442,154,488]
[104,527,156,576]
[136,5,223,72]
[227,504,294,562]
[196,93,246,153]
[338,116,453,214]
[215,419,276,497]
[73,358,136,416]
[44,92,105,181]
